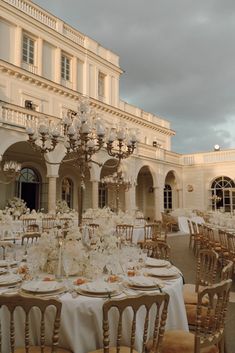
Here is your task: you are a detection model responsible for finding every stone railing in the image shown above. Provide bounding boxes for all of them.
[0,101,61,131]
[2,0,85,46]
[182,150,235,165]
[3,0,57,29]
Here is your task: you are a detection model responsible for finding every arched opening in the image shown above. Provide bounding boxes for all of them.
[164,170,178,210]
[210,176,235,212]
[136,166,154,220]
[164,184,172,211]
[16,167,41,210]
[99,159,120,210]
[61,177,73,208]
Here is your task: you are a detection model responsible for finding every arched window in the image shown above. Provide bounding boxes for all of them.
[210,176,235,212]
[98,182,107,208]
[61,178,73,208]
[16,168,41,210]
[164,184,172,210]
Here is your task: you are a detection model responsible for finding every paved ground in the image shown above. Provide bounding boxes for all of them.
[167,234,235,353]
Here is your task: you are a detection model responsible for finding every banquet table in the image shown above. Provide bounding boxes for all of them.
[178,216,205,234]
[1,274,188,353]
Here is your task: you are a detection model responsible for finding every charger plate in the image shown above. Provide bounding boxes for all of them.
[145,258,170,268]
[76,281,120,298]
[0,274,22,286]
[21,280,65,294]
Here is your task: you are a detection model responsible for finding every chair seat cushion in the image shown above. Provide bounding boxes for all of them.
[15,346,72,353]
[89,346,138,353]
[161,330,219,353]
[185,304,215,327]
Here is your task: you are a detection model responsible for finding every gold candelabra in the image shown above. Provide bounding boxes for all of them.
[26,98,137,225]
[0,155,21,184]
[101,170,134,213]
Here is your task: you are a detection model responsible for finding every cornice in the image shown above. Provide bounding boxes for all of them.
[0,60,175,136]
[0,0,122,75]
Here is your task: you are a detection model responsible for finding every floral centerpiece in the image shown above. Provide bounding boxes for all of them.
[5,197,27,219]
[56,200,71,214]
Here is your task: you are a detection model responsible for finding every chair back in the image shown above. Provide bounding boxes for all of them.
[195,279,232,353]
[21,233,41,245]
[102,292,169,353]
[142,240,170,260]
[88,223,99,238]
[42,216,56,232]
[22,217,37,231]
[0,294,62,353]
[218,230,229,253]
[116,224,134,242]
[227,233,235,262]
[26,224,40,233]
[195,249,218,292]
[0,241,14,260]
[144,223,161,241]
[221,260,234,280]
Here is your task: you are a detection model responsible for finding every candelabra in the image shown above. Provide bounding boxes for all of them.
[26,98,137,225]
[0,155,21,184]
[101,170,134,213]
[210,194,222,211]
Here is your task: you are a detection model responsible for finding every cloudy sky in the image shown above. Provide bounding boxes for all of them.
[34,0,235,154]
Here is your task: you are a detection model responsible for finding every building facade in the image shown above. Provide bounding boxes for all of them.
[1,0,235,219]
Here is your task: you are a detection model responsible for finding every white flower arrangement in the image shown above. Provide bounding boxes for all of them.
[5,197,27,217]
[56,200,71,214]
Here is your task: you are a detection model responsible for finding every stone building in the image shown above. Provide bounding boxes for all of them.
[1,0,235,219]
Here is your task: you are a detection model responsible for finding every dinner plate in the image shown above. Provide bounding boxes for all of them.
[21,280,65,294]
[78,281,119,296]
[0,274,22,286]
[145,267,180,278]
[145,258,170,268]
[0,260,18,268]
[0,268,7,275]
[126,276,163,290]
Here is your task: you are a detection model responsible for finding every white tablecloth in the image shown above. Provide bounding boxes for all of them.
[2,276,188,352]
[178,216,205,234]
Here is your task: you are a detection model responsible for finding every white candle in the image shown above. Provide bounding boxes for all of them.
[57,240,63,278]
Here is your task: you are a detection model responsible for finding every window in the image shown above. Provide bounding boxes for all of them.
[164,184,172,210]
[22,35,35,64]
[210,176,235,212]
[98,72,105,97]
[61,54,71,81]
[61,177,73,208]
[98,182,107,208]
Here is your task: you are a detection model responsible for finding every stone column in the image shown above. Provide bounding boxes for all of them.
[47,176,58,213]
[125,185,136,212]
[15,26,22,67]
[177,188,183,208]
[72,56,78,91]
[153,186,164,221]
[54,47,61,84]
[91,180,99,209]
[37,37,43,76]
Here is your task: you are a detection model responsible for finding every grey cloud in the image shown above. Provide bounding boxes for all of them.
[35,0,235,153]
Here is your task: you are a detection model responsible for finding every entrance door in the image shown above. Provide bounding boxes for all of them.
[16,168,41,211]
[21,182,37,210]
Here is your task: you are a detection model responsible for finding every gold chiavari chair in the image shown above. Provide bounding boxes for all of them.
[218,229,230,261]
[227,233,235,274]
[88,223,99,239]
[42,216,56,232]
[22,217,37,232]
[116,224,134,243]
[183,249,219,306]
[159,279,232,353]
[0,241,14,260]
[142,240,171,260]
[0,294,72,353]
[88,292,169,353]
[21,233,41,246]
